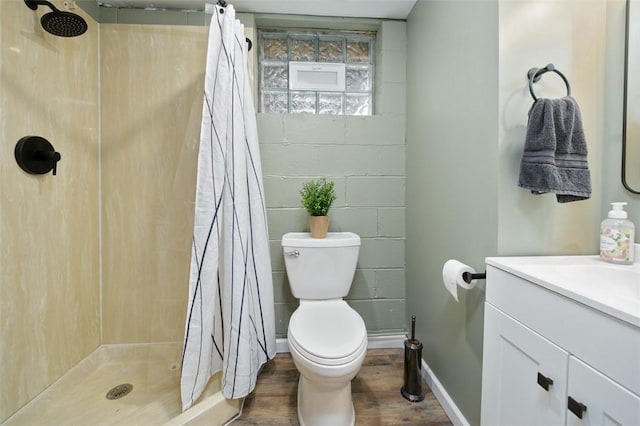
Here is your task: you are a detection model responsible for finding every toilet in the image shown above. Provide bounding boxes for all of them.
[282,232,368,426]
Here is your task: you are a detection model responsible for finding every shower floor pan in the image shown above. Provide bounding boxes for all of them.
[3,343,241,426]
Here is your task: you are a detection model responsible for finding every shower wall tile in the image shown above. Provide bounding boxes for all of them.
[0,1,100,421]
[100,23,208,344]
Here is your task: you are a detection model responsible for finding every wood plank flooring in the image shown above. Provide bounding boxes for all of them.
[232,348,453,426]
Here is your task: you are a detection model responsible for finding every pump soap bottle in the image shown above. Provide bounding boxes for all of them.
[600,202,635,264]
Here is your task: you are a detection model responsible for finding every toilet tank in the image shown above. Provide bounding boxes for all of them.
[282,232,360,300]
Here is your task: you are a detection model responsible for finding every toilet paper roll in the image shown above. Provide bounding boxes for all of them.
[442,259,477,302]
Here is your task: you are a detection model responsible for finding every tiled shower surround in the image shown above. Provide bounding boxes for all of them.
[0,2,406,420]
[1,1,100,420]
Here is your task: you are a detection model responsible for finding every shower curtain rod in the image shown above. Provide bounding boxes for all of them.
[216,0,253,52]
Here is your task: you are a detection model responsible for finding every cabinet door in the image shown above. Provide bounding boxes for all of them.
[566,357,640,426]
[482,304,569,426]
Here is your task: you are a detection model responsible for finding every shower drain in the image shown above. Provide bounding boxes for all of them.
[106,383,133,400]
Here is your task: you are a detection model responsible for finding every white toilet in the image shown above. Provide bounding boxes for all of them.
[282,232,368,426]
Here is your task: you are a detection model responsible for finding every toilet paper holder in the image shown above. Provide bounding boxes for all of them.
[462,271,486,284]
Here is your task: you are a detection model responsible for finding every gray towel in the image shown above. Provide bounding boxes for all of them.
[518,96,591,203]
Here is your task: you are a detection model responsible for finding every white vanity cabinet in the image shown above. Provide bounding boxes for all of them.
[481,262,640,426]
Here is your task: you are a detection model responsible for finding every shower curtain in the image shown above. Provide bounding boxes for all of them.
[180,3,276,411]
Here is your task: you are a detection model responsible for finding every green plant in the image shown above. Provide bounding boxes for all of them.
[300,178,336,216]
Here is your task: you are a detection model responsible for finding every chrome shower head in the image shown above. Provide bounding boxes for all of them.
[24,0,88,38]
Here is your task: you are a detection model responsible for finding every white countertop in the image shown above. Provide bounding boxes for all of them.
[486,253,640,328]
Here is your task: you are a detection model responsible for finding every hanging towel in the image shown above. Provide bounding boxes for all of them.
[518,96,591,203]
[180,4,276,411]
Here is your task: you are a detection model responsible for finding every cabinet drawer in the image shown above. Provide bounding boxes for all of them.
[486,265,640,395]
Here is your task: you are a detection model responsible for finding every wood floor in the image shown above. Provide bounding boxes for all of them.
[231,348,453,426]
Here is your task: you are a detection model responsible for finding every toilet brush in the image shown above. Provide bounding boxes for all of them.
[401,315,425,402]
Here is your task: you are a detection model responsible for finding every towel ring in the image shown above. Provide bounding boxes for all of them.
[527,63,571,101]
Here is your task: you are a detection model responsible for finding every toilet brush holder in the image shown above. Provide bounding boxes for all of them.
[401,315,425,402]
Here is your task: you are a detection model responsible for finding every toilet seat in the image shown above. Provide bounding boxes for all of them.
[288,300,367,366]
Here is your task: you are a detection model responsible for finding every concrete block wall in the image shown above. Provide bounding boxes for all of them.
[258,21,408,338]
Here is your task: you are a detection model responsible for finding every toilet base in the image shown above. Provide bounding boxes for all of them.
[297,375,355,426]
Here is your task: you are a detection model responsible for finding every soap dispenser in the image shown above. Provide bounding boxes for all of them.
[600,202,635,264]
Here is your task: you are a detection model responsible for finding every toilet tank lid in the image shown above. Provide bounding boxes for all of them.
[282,232,360,247]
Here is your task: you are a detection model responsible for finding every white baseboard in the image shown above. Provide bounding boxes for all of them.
[421,358,470,426]
[276,334,406,354]
[276,338,289,353]
[366,334,406,349]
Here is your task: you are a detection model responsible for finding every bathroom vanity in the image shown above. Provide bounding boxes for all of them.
[481,255,640,426]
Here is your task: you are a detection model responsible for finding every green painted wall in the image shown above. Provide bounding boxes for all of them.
[406,0,630,424]
[496,1,608,257]
[406,2,499,425]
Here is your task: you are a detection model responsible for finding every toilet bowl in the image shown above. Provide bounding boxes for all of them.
[282,232,368,426]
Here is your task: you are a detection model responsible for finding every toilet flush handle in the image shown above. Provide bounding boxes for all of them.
[285,250,300,258]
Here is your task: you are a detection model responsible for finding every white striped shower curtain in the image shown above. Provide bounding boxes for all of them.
[180,4,276,411]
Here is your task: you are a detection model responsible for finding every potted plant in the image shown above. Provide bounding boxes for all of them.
[300,178,336,238]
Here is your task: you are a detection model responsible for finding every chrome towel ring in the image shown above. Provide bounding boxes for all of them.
[527,63,571,101]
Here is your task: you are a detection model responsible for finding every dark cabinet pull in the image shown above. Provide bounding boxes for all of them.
[568,396,587,419]
[537,372,554,391]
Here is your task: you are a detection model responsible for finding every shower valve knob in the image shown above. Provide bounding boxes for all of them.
[15,136,62,176]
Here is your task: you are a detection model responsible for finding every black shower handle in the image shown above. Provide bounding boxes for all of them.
[15,136,62,176]
[52,151,61,175]
[36,150,62,175]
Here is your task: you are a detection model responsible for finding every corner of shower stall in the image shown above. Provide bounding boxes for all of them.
[1,343,242,426]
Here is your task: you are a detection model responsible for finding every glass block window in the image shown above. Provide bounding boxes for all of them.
[259,29,375,115]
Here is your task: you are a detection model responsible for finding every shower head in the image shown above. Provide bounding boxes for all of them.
[24,0,88,38]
